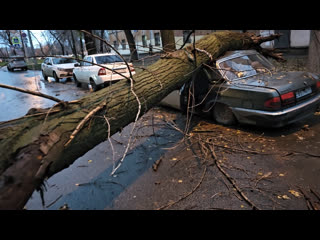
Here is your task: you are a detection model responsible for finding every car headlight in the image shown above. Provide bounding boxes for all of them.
[57,68,64,71]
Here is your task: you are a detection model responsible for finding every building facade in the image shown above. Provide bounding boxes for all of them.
[106,30,311,58]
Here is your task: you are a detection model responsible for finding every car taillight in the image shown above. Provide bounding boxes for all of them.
[316,81,320,89]
[280,91,295,105]
[264,97,281,109]
[98,68,106,76]
[129,63,135,72]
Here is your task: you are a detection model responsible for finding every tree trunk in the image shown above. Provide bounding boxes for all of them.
[79,31,85,58]
[307,30,320,74]
[83,30,97,55]
[70,30,77,57]
[0,31,282,209]
[100,30,105,53]
[124,30,138,61]
[160,30,176,52]
[27,30,37,65]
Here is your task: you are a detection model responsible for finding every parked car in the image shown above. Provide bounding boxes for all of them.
[72,53,135,91]
[41,57,78,82]
[161,49,320,128]
[7,57,28,71]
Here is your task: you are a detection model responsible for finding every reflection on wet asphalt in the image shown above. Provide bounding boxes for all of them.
[0,68,89,121]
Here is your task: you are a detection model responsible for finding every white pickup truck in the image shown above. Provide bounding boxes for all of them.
[73,53,135,91]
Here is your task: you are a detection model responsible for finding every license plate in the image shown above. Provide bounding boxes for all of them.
[295,87,312,99]
[114,68,126,73]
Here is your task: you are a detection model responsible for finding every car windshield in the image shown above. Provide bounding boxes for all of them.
[52,58,77,64]
[218,53,275,81]
[95,55,123,64]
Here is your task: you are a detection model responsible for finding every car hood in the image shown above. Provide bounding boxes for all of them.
[55,63,76,69]
[233,71,317,94]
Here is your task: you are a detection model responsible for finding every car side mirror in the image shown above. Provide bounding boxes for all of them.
[47,62,52,65]
[74,63,80,67]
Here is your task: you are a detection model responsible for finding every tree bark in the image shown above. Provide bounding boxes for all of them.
[124,30,138,61]
[160,30,176,52]
[307,30,320,74]
[83,30,97,55]
[0,31,282,209]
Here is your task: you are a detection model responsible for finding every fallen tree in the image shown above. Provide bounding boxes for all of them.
[0,31,282,209]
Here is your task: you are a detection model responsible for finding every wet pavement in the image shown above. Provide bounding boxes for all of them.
[0,67,89,122]
[1,65,320,210]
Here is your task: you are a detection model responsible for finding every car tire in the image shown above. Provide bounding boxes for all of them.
[42,70,48,81]
[90,79,99,92]
[73,74,81,88]
[53,72,60,83]
[213,103,236,125]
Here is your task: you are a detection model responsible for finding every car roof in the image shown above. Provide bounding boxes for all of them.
[216,50,259,64]
[86,53,119,57]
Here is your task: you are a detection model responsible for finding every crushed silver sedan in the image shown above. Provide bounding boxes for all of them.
[162,50,320,128]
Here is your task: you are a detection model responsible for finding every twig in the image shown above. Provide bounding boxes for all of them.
[156,166,207,210]
[104,116,116,170]
[80,30,134,82]
[0,83,64,103]
[46,194,63,208]
[310,188,320,201]
[208,144,260,210]
[64,101,106,147]
[254,172,272,187]
[298,187,316,210]
[110,76,141,176]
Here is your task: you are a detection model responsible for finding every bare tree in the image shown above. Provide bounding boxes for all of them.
[124,30,138,61]
[160,30,176,52]
[83,30,97,55]
[307,30,320,73]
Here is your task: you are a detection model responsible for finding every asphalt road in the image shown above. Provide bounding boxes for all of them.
[0,67,89,121]
[1,66,320,210]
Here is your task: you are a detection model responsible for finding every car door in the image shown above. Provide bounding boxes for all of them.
[76,56,89,82]
[45,58,54,77]
[83,56,93,82]
[42,58,49,75]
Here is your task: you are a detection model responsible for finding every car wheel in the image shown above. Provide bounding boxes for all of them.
[53,72,60,83]
[213,103,236,125]
[42,70,48,81]
[73,74,81,88]
[90,79,99,92]
[7,66,11,72]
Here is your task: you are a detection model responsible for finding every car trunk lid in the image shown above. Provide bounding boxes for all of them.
[235,71,318,103]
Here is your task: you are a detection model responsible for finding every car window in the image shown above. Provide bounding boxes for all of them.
[52,58,77,65]
[218,54,275,81]
[84,57,92,66]
[95,55,123,64]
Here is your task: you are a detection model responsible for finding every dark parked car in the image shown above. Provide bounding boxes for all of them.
[178,50,320,128]
[7,57,28,71]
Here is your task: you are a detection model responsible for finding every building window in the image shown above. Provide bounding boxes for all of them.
[183,30,192,44]
[121,39,126,50]
[113,41,119,50]
[142,35,147,47]
[154,32,160,46]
